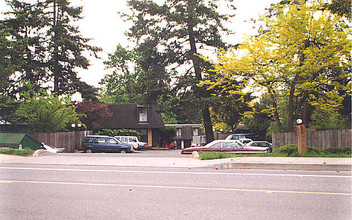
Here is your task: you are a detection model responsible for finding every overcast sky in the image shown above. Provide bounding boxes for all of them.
[0,0,281,87]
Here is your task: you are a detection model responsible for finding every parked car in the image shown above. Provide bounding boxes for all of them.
[181,140,270,154]
[225,134,247,140]
[225,134,252,144]
[115,136,148,150]
[81,135,132,153]
[239,138,252,145]
[225,133,260,141]
[247,141,273,153]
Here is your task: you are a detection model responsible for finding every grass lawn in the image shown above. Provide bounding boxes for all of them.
[0,148,35,156]
[199,151,352,160]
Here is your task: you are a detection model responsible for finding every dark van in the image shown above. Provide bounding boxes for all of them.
[81,135,132,153]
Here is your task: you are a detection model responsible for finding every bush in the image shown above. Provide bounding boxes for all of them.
[98,129,141,139]
[274,144,321,156]
[321,147,352,155]
[0,148,35,156]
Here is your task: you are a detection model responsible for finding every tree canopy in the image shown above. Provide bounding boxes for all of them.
[207,0,351,132]
[104,0,236,142]
[15,89,82,133]
[1,0,101,97]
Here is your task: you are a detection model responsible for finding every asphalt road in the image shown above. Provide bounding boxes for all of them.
[0,164,351,220]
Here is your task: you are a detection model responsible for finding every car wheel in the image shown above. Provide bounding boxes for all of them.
[121,149,126,153]
[86,148,93,153]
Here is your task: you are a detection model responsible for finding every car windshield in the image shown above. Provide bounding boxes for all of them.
[107,138,118,144]
[237,142,246,148]
[113,138,122,144]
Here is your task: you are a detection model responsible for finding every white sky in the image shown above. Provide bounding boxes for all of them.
[0,0,281,87]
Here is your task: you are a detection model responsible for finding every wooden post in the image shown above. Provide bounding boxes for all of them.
[301,124,306,156]
[297,125,302,157]
[296,124,306,157]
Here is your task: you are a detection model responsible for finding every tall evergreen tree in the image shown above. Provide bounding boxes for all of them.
[1,0,101,97]
[1,0,47,96]
[122,0,235,142]
[46,0,101,95]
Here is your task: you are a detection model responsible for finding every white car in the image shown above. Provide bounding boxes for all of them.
[225,134,252,144]
[114,136,148,150]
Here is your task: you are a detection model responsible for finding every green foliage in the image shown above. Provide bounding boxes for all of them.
[326,0,351,19]
[0,95,20,122]
[310,108,349,130]
[199,152,236,160]
[101,45,144,104]
[159,93,202,124]
[211,0,351,132]
[15,90,82,133]
[243,95,272,140]
[1,0,101,97]
[98,129,141,139]
[273,145,351,157]
[121,0,236,142]
[321,147,352,155]
[159,126,176,147]
[0,148,35,156]
[273,144,321,156]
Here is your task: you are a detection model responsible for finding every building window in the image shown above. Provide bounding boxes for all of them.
[193,127,199,136]
[176,128,182,137]
[139,108,148,122]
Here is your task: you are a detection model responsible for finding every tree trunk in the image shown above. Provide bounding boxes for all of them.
[202,106,214,143]
[187,16,214,143]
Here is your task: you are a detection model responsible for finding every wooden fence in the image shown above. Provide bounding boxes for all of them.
[31,130,92,153]
[272,129,352,149]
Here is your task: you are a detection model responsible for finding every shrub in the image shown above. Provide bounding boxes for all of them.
[98,129,141,139]
[274,144,321,156]
[321,147,352,155]
[0,148,35,156]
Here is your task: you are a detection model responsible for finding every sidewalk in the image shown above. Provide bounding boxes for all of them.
[0,151,351,171]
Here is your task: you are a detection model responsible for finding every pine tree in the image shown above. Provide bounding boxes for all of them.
[46,0,101,95]
[122,0,235,142]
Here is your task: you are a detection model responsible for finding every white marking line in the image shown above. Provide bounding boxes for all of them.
[0,166,351,178]
[1,179,351,196]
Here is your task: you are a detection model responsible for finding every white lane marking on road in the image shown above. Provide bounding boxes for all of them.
[1,179,351,196]
[0,166,351,178]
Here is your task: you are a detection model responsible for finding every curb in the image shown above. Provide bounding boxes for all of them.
[209,162,352,171]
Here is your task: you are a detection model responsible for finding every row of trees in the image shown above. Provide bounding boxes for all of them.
[100,0,350,141]
[0,0,350,140]
[0,0,100,98]
[0,0,101,130]
[205,0,351,134]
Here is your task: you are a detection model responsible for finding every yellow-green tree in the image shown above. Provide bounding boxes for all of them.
[209,0,351,132]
